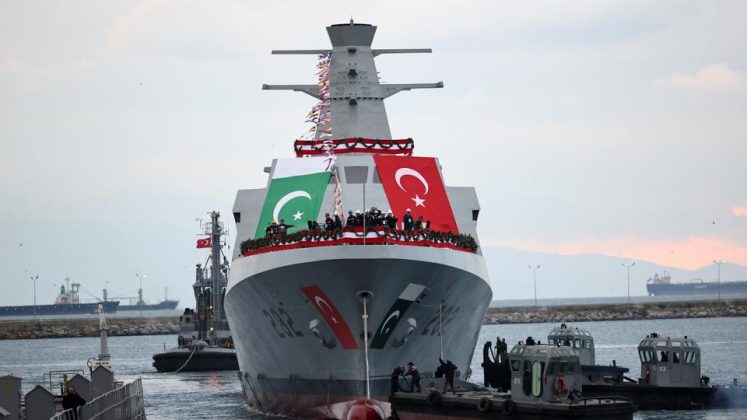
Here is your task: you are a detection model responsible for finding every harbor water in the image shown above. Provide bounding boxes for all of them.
[1,317,745,419]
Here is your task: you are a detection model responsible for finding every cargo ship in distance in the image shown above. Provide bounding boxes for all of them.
[0,279,119,317]
[646,271,747,296]
[225,21,492,419]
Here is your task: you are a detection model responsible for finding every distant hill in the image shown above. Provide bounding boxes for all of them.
[482,245,747,301]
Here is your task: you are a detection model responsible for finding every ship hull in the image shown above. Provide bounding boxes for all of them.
[0,301,119,317]
[225,245,491,418]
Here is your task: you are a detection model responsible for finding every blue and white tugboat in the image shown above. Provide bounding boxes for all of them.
[225,21,492,419]
[152,211,238,372]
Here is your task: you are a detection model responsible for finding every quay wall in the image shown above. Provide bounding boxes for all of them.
[483,298,747,324]
[0,316,179,340]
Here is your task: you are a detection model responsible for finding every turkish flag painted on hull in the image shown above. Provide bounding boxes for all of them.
[374,156,459,233]
[301,285,359,350]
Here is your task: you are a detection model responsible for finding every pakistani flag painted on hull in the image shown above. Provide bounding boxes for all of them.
[254,157,333,238]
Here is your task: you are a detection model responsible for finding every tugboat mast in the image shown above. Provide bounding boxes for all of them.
[209,211,225,335]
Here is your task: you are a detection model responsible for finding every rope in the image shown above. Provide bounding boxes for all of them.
[172,347,198,373]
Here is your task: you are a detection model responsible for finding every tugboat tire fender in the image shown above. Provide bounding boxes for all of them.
[501,399,515,415]
[427,390,442,406]
[476,397,491,412]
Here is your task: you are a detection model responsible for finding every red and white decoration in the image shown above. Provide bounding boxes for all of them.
[294,138,414,157]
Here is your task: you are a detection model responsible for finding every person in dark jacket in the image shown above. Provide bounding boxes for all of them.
[403,209,414,231]
[346,210,356,227]
[439,358,457,394]
[62,385,86,419]
[390,365,404,395]
[405,362,421,393]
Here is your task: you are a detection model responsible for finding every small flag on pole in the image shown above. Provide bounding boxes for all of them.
[196,237,212,249]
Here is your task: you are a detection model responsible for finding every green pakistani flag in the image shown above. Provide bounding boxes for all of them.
[255,157,332,238]
[370,283,427,349]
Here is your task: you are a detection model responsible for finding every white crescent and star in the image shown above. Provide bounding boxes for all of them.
[314,296,338,324]
[394,168,429,207]
[379,310,401,335]
[273,190,311,222]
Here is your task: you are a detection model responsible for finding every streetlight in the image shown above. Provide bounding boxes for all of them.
[30,275,38,321]
[135,273,146,317]
[713,260,724,300]
[528,265,541,306]
[622,262,636,304]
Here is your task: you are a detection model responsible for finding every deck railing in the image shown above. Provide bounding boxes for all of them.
[241,227,478,256]
[50,378,145,420]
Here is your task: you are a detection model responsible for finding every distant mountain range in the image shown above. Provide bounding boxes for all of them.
[482,245,747,301]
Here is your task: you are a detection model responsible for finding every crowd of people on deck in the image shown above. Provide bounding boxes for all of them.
[240,207,479,254]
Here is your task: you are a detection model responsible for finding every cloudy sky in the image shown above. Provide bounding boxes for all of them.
[1,1,745,306]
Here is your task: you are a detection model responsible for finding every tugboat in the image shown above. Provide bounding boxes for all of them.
[152,211,238,372]
[547,324,630,383]
[581,333,747,409]
[392,343,636,419]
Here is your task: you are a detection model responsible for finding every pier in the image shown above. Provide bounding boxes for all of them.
[484,298,747,324]
[0,316,178,340]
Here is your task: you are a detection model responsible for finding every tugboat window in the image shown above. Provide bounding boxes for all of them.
[660,351,669,362]
[344,166,369,184]
[546,362,557,375]
[510,360,521,371]
[558,361,568,374]
[673,352,680,363]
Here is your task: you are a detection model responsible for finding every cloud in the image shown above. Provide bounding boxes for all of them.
[733,206,747,216]
[481,235,747,270]
[656,63,747,93]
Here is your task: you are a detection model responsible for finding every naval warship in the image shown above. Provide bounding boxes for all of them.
[225,21,492,419]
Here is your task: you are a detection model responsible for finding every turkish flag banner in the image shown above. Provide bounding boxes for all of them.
[300,285,359,350]
[374,156,459,233]
[196,237,212,249]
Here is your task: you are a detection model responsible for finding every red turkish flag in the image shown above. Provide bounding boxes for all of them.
[301,285,358,350]
[374,156,459,233]
[196,237,212,249]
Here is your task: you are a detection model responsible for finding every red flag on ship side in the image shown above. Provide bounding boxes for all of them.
[196,237,211,249]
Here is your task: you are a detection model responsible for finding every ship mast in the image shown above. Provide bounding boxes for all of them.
[263,21,442,141]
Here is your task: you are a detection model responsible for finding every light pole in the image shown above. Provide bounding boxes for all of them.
[713,260,724,300]
[528,265,540,306]
[31,275,38,321]
[622,262,635,304]
[135,273,146,317]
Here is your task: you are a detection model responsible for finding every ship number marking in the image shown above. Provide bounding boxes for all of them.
[263,307,304,339]
[421,305,460,336]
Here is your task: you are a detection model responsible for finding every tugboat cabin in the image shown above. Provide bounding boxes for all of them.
[509,344,581,402]
[547,323,595,365]
[638,335,702,387]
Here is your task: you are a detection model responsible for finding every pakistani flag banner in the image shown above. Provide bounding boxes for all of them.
[370,283,427,349]
[254,157,332,238]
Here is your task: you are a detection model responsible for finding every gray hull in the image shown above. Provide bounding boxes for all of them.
[225,245,491,418]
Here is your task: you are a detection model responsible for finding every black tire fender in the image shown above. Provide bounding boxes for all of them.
[427,390,443,406]
[501,398,516,415]
[476,397,491,412]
